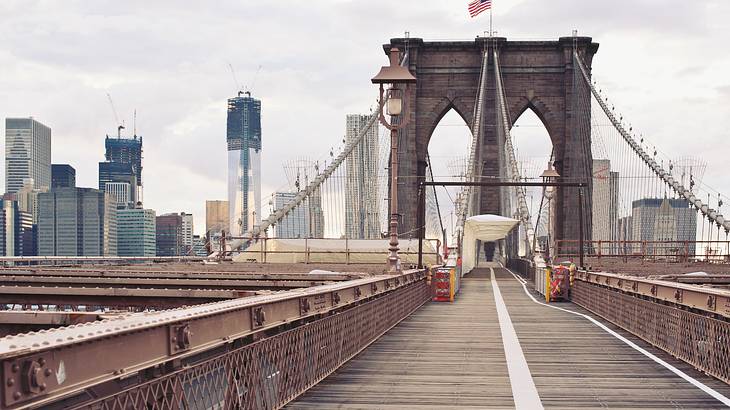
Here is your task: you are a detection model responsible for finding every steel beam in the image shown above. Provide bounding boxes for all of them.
[0,275,327,290]
[0,270,426,409]
[574,270,730,318]
[0,286,255,310]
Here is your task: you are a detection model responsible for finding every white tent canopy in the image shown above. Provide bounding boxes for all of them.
[462,214,519,274]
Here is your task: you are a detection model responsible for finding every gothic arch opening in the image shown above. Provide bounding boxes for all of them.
[511,107,554,252]
[426,108,472,243]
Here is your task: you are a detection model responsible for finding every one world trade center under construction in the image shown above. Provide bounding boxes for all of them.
[227,91,262,238]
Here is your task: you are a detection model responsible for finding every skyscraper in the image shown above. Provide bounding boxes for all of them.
[37,188,117,256]
[16,178,47,223]
[51,164,76,188]
[0,194,35,256]
[5,118,51,194]
[344,114,380,239]
[227,92,262,237]
[181,212,194,254]
[631,198,697,245]
[99,135,142,208]
[117,208,156,257]
[205,200,229,236]
[0,197,18,256]
[591,159,619,247]
[273,192,309,238]
[104,182,132,209]
[156,213,184,256]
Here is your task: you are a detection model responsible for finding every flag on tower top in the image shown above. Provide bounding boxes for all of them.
[468,0,491,17]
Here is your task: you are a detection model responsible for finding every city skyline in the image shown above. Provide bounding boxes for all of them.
[0,1,728,235]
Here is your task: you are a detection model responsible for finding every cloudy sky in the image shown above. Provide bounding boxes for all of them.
[1,0,728,235]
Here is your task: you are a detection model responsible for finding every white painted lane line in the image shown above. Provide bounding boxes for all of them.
[506,269,730,408]
[490,268,544,410]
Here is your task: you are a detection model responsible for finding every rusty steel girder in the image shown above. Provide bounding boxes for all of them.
[0,275,329,291]
[573,270,730,318]
[0,268,364,283]
[572,280,730,385]
[0,286,256,311]
[0,270,428,409]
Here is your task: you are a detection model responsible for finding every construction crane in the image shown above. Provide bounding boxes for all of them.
[106,93,125,138]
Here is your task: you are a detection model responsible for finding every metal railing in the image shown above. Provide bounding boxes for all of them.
[556,240,730,264]
[572,275,730,384]
[75,282,430,409]
[0,270,429,409]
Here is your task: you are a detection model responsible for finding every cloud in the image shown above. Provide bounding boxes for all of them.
[0,0,729,234]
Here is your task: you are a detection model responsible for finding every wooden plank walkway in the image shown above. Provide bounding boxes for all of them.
[287,267,730,409]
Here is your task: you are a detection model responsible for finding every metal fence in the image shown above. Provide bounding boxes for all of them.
[556,240,730,264]
[72,280,431,410]
[572,280,730,384]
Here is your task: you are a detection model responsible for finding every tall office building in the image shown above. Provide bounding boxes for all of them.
[5,118,51,194]
[205,200,229,236]
[0,197,18,256]
[309,187,325,238]
[51,164,76,188]
[156,213,184,256]
[37,188,117,256]
[99,135,143,208]
[344,114,380,239]
[99,162,138,206]
[16,178,47,223]
[181,213,194,254]
[117,208,156,257]
[273,192,309,238]
[591,159,619,247]
[631,198,696,245]
[104,182,132,209]
[0,195,35,256]
[227,92,262,237]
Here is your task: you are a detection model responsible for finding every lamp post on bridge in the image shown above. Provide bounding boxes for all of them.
[539,162,585,269]
[372,47,417,274]
[540,163,560,263]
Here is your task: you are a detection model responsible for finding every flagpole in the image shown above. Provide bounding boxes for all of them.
[489,5,493,37]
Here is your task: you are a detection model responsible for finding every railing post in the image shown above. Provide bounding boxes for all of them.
[305,237,309,264]
[345,237,350,265]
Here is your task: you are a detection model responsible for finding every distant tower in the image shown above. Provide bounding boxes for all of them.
[5,118,51,194]
[344,114,380,239]
[227,92,262,237]
[99,133,143,208]
[283,159,324,238]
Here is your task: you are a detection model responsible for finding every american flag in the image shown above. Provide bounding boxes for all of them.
[468,0,491,17]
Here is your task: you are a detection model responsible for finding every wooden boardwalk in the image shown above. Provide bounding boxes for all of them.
[287,267,730,409]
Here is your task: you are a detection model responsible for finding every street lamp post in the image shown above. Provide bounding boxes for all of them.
[372,47,416,274]
[540,162,560,263]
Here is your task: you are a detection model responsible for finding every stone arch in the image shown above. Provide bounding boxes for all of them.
[418,96,474,163]
[383,36,599,243]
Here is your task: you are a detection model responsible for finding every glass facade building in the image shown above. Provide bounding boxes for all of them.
[227,93,262,237]
[99,135,143,208]
[5,118,51,194]
[344,114,380,239]
[117,208,156,257]
[37,188,117,256]
[51,164,76,188]
[631,198,697,244]
[156,213,184,256]
[273,192,309,238]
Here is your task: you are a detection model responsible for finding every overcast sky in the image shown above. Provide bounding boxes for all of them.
[1,0,728,235]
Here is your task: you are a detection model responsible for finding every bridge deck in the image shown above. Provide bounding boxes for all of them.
[287,267,730,409]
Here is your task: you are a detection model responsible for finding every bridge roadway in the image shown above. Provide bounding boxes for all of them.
[288,267,730,409]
